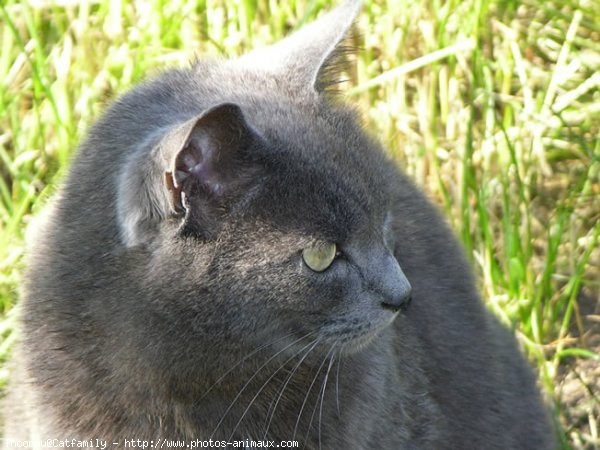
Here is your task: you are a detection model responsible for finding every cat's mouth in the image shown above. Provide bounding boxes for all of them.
[320,310,398,353]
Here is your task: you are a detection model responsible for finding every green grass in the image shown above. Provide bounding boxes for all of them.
[1,0,598,447]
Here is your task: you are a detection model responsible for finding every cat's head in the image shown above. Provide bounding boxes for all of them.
[114,0,411,359]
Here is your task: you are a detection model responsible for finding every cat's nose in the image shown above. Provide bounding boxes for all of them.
[378,254,412,312]
[380,279,412,312]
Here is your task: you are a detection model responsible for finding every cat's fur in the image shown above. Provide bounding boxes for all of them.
[4,1,555,448]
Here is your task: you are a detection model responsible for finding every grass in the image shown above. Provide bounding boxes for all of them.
[0,0,598,447]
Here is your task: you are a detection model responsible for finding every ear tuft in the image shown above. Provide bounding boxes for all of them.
[314,42,359,95]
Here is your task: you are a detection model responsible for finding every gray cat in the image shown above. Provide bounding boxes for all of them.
[4,1,555,448]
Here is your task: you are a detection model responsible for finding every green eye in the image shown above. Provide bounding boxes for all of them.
[302,242,337,272]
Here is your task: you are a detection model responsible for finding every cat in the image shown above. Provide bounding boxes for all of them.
[4,1,555,449]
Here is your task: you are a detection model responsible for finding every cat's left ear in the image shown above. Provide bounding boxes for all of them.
[240,0,361,96]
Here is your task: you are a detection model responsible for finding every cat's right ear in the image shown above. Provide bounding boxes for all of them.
[239,0,361,98]
[116,103,261,247]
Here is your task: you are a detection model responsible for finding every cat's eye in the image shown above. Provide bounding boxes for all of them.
[302,242,337,272]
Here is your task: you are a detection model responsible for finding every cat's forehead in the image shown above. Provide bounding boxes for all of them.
[245,110,393,242]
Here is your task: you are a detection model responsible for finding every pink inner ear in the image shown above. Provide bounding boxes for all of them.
[173,136,223,196]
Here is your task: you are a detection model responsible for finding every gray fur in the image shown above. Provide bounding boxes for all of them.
[4,1,555,448]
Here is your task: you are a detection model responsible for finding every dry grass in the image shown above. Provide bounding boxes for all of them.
[0,0,598,447]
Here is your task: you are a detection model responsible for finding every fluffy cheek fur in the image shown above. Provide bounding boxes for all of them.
[137,230,307,348]
[140,225,386,359]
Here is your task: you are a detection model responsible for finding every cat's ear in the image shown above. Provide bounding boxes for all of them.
[162,103,258,210]
[116,103,260,247]
[240,0,361,96]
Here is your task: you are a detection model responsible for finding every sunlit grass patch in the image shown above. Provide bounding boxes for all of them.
[0,0,598,447]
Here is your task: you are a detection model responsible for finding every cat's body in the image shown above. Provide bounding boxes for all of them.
[4,1,554,448]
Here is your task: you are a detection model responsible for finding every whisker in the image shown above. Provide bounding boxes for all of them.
[227,337,320,442]
[292,344,336,445]
[210,331,314,440]
[199,331,296,402]
[318,345,337,450]
[335,349,342,418]
[263,373,285,431]
[301,344,336,450]
[262,338,321,440]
